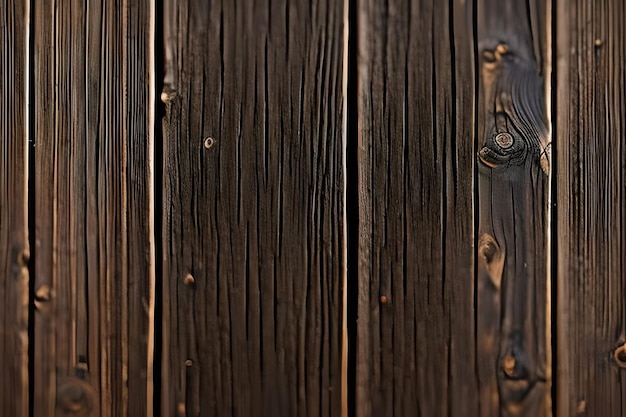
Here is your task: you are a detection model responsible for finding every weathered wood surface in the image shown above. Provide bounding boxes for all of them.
[33,0,154,416]
[160,0,346,416]
[0,1,29,416]
[356,0,478,415]
[555,0,626,416]
[476,0,551,416]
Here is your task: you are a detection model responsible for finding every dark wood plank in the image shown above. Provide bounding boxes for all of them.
[476,0,551,416]
[160,1,346,416]
[0,1,29,416]
[33,1,154,415]
[356,1,478,415]
[555,0,626,415]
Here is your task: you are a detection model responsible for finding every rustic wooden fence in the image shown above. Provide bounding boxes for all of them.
[1,0,625,416]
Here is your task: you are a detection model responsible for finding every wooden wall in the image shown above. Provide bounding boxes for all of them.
[356,0,478,415]
[0,1,29,416]
[160,0,346,416]
[0,0,625,416]
[32,0,154,416]
[555,0,626,415]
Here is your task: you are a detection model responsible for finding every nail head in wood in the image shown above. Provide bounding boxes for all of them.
[185,359,193,367]
[204,136,216,149]
[594,39,603,47]
[380,295,388,304]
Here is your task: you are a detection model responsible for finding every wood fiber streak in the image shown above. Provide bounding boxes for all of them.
[33,0,153,415]
[556,0,626,415]
[476,0,550,416]
[0,1,29,416]
[356,1,477,416]
[161,1,345,416]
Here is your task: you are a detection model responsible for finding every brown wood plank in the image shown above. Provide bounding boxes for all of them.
[0,1,30,416]
[33,0,154,415]
[476,0,551,416]
[555,0,626,415]
[355,1,478,416]
[160,1,346,416]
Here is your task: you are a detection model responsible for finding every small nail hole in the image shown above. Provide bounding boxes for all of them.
[204,136,216,149]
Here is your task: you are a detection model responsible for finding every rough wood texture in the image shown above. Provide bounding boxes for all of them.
[555,0,626,416]
[0,1,29,416]
[356,1,478,415]
[161,0,346,416]
[476,1,551,416]
[33,1,154,416]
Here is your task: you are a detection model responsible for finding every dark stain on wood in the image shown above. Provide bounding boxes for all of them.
[160,0,346,415]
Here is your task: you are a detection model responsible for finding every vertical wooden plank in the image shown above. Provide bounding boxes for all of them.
[356,1,478,416]
[476,0,551,416]
[0,1,29,415]
[161,0,346,416]
[33,0,154,415]
[556,0,626,415]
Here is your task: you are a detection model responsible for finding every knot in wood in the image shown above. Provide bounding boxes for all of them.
[502,355,516,377]
[56,377,97,415]
[482,43,509,68]
[204,136,216,149]
[479,130,526,168]
[478,234,500,264]
[495,132,513,148]
[183,273,195,286]
[35,285,51,303]
[614,343,626,368]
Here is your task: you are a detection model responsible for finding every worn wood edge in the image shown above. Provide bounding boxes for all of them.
[146,0,157,414]
[355,1,372,416]
[159,1,174,413]
[544,1,553,416]
[554,0,571,415]
[341,0,349,416]
[21,0,32,414]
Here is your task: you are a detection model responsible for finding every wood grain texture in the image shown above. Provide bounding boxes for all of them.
[160,0,346,416]
[555,0,626,415]
[33,0,154,415]
[476,1,551,416]
[0,1,29,416]
[356,1,478,415]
